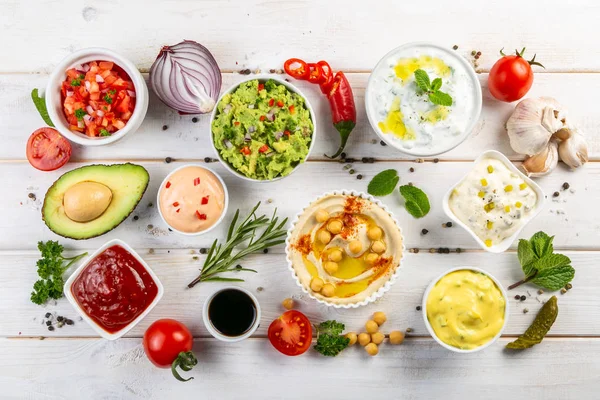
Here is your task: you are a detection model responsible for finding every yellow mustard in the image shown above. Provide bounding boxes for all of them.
[426,270,505,350]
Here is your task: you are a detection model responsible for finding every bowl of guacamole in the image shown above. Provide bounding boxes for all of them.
[210,77,316,181]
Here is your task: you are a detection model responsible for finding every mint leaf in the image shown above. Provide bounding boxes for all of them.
[518,239,537,276]
[530,231,554,258]
[413,69,431,91]
[431,77,442,92]
[428,90,453,106]
[368,169,399,197]
[31,89,55,127]
[533,253,571,271]
[531,265,575,290]
[399,185,430,218]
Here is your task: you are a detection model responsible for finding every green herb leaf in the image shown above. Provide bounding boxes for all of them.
[74,108,87,121]
[31,89,55,127]
[313,320,350,357]
[399,185,430,218]
[99,129,111,137]
[431,77,442,92]
[414,69,431,91]
[367,169,399,197]
[428,90,453,106]
[531,265,575,291]
[103,94,113,104]
[530,231,554,259]
[518,239,537,276]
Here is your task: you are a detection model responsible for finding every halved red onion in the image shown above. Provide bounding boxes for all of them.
[149,40,222,114]
[244,133,252,142]
[74,64,85,73]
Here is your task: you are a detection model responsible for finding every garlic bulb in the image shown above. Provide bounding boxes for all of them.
[521,139,559,177]
[506,97,571,156]
[558,131,589,169]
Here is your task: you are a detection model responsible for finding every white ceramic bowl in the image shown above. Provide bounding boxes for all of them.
[365,42,482,157]
[210,75,317,182]
[202,286,261,342]
[156,163,229,236]
[285,189,405,309]
[422,266,509,353]
[442,150,546,253]
[44,47,149,146]
[64,239,164,340]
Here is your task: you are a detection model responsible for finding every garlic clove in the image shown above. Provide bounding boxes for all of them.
[558,131,589,169]
[507,97,569,156]
[521,139,559,177]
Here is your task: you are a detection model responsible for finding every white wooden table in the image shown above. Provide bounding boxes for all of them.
[2,0,600,398]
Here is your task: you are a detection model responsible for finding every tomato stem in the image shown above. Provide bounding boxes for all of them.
[171,351,198,382]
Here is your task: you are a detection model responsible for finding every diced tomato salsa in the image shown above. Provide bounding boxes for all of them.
[61,61,136,137]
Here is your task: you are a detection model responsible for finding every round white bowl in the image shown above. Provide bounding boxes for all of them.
[422,266,509,353]
[202,286,261,342]
[285,189,405,309]
[210,75,317,183]
[44,47,149,146]
[157,163,229,236]
[365,42,482,157]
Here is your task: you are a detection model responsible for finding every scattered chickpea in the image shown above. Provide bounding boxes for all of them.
[365,343,379,356]
[310,277,324,292]
[349,240,363,254]
[315,209,329,223]
[327,220,343,234]
[371,331,385,345]
[367,226,383,240]
[365,253,379,265]
[373,311,387,326]
[371,240,386,254]
[323,261,339,275]
[281,298,294,310]
[365,320,379,334]
[328,249,343,262]
[389,330,405,345]
[358,332,371,346]
[321,283,335,297]
[345,332,358,346]
[318,230,332,244]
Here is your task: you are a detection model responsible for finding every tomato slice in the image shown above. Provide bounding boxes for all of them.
[268,310,312,356]
[307,63,325,84]
[317,60,333,94]
[26,128,72,171]
[284,58,310,80]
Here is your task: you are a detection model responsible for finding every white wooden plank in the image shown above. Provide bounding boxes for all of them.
[1,161,597,251]
[2,73,599,161]
[1,250,594,337]
[1,337,598,399]
[1,0,600,73]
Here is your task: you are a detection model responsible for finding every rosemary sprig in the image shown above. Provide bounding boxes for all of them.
[187,202,288,288]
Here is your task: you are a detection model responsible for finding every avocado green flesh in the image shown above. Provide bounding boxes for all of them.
[42,163,149,240]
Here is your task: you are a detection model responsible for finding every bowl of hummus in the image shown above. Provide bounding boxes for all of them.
[286,190,404,308]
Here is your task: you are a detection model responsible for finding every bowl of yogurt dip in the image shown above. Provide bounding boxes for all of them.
[366,42,482,156]
[423,267,508,353]
[443,150,545,252]
[157,164,228,235]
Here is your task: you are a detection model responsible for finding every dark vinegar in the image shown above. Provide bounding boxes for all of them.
[208,289,257,337]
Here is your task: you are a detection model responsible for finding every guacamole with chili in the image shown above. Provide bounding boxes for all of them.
[212,79,313,180]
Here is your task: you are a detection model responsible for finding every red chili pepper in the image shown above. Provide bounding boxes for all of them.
[172,201,179,207]
[317,60,334,94]
[234,121,240,126]
[196,210,207,220]
[326,71,356,158]
[284,58,310,80]
[288,105,295,114]
[277,100,284,107]
[268,98,275,107]
[259,115,266,121]
[258,144,269,153]
[240,146,251,155]
[284,130,291,137]
[307,63,325,84]
[201,196,209,205]
[166,181,171,189]
[194,177,200,186]
[258,83,265,92]
[176,208,181,213]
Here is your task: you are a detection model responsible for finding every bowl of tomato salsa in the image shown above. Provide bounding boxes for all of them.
[64,239,163,340]
[45,48,149,146]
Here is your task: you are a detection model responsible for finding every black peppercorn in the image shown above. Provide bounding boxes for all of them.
[204,157,211,163]
[263,248,269,254]
[133,215,139,221]
[66,319,74,325]
[433,158,439,163]
[562,182,570,190]
[162,125,168,131]
[361,157,368,163]
[421,229,428,235]
[45,312,51,318]
[416,305,422,311]
[165,157,172,163]
[409,167,415,172]
[340,152,347,159]
[514,295,521,300]
[192,117,199,123]
[46,321,52,326]
[445,222,453,228]
[200,248,207,254]
[57,316,64,322]
[520,295,526,301]
[452,45,458,50]
[48,326,55,331]
[553,191,559,197]
[380,140,387,146]
[357,174,363,180]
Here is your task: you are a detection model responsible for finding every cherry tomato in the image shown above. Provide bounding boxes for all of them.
[143,319,198,382]
[284,58,310,80]
[26,128,72,171]
[488,48,544,102]
[268,310,312,356]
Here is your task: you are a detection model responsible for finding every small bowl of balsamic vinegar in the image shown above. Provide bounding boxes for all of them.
[203,287,261,342]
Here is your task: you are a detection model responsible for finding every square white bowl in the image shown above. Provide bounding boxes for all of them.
[442,150,546,253]
[64,239,164,340]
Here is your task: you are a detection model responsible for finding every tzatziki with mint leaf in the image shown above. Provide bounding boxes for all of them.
[366,43,481,156]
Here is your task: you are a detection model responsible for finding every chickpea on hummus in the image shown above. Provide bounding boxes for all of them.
[287,193,403,305]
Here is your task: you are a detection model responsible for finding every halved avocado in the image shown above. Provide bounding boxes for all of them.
[42,163,149,240]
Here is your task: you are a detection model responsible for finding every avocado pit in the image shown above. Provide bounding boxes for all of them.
[63,181,113,222]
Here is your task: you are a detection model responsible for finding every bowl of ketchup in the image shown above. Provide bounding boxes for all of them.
[65,239,164,340]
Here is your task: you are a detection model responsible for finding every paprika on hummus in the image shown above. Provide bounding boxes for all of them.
[287,193,403,305]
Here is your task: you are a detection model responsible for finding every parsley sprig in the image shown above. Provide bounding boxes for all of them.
[31,241,88,305]
[508,232,575,291]
[313,320,350,357]
[414,69,453,106]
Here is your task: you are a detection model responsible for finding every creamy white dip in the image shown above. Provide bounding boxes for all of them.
[449,157,538,247]
[367,44,480,155]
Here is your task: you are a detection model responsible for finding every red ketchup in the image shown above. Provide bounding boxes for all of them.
[71,245,158,333]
